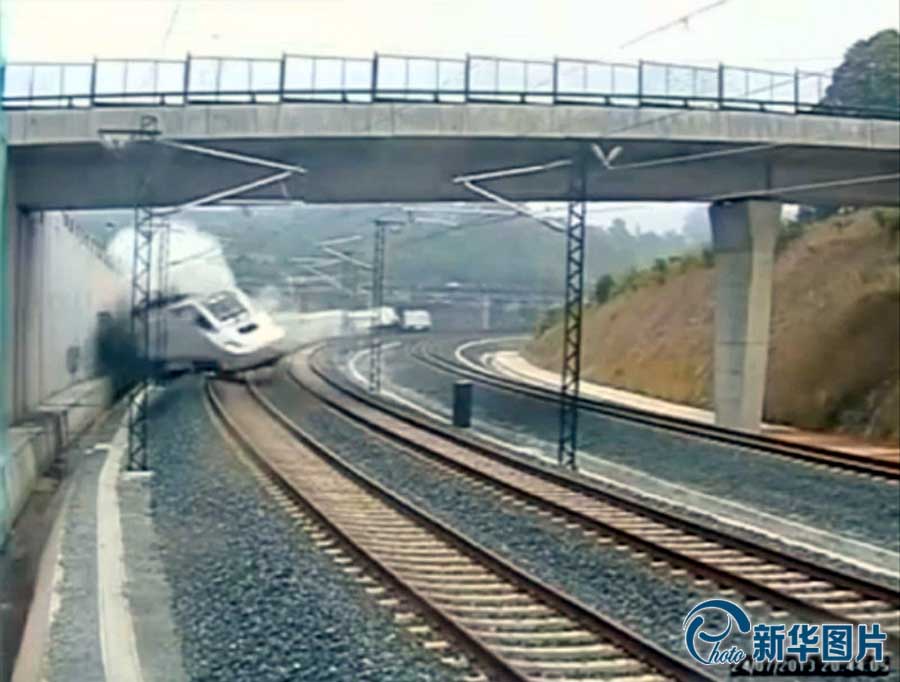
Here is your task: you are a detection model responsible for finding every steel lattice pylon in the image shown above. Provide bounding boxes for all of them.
[368,221,387,393]
[557,160,587,470]
[127,115,168,471]
[154,218,171,363]
[127,205,157,470]
[107,115,307,472]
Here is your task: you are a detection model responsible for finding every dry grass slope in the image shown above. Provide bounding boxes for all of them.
[525,210,900,442]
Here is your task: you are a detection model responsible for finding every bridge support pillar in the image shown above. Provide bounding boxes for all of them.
[1,156,11,545]
[709,200,779,432]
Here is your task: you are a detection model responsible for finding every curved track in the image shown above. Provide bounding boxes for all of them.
[412,338,900,481]
[207,375,712,682]
[294,343,900,649]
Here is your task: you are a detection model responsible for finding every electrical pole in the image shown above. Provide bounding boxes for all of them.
[127,116,162,471]
[99,115,307,472]
[368,220,387,393]
[557,156,588,470]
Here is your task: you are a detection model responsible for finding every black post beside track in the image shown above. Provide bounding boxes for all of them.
[296,342,900,632]
[415,339,900,480]
[205,379,530,682]
[209,376,716,681]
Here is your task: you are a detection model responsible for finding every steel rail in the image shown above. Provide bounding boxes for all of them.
[416,340,900,480]
[204,379,526,682]
[289,343,900,645]
[208,376,713,681]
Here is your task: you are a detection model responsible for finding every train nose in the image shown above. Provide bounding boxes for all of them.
[270,336,295,358]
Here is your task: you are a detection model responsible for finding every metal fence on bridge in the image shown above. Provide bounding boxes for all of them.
[2,53,896,120]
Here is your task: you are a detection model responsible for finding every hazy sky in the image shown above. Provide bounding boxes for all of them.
[4,0,898,69]
[2,1,897,233]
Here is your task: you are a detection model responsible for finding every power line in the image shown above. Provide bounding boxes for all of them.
[162,0,183,52]
[619,0,731,49]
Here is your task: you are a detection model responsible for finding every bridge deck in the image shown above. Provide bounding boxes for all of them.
[7,102,900,209]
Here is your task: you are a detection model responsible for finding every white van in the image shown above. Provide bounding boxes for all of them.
[346,306,399,333]
[400,309,432,332]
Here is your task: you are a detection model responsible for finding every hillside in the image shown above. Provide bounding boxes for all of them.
[525,209,900,442]
[74,205,699,292]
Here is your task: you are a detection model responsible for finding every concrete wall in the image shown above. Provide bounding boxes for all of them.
[8,210,128,420]
[1,205,128,544]
[1,55,10,543]
[3,378,115,540]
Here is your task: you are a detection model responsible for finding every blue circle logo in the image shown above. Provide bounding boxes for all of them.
[683,599,751,665]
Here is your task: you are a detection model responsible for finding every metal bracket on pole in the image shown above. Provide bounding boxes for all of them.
[558,158,587,470]
[127,117,162,471]
[100,115,308,471]
[368,220,387,393]
[454,153,589,470]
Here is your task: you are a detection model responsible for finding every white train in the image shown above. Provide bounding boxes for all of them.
[147,289,287,375]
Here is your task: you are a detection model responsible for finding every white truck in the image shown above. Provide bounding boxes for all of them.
[400,309,432,332]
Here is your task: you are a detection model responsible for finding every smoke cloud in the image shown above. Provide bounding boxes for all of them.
[106,219,236,297]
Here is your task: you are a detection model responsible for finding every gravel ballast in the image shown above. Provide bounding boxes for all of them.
[382,339,900,554]
[259,372,791,670]
[148,378,466,682]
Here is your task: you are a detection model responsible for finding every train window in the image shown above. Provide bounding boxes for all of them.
[205,291,247,322]
[194,313,215,331]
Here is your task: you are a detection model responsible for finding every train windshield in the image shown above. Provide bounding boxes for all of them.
[204,291,247,322]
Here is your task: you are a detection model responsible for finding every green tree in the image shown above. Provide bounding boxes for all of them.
[681,205,710,244]
[652,257,669,283]
[824,29,900,112]
[535,306,563,336]
[593,274,615,304]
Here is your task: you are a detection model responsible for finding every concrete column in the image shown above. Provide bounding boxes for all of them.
[2,170,12,433]
[1,144,10,545]
[709,200,779,432]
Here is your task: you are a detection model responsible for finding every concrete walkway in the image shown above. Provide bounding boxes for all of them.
[10,400,185,682]
[483,347,900,463]
[3,378,118,544]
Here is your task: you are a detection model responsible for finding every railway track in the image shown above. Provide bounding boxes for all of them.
[291,344,900,649]
[412,338,900,481]
[206,376,712,682]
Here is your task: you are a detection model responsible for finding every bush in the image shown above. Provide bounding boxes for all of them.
[776,220,806,255]
[652,258,668,283]
[874,208,900,235]
[593,274,615,304]
[613,268,641,296]
[534,306,563,336]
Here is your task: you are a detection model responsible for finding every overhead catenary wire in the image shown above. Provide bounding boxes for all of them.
[460,181,566,234]
[453,142,786,235]
[619,0,731,49]
[704,171,900,202]
[162,0,183,53]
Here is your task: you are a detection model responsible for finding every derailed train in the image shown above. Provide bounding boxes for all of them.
[145,289,288,376]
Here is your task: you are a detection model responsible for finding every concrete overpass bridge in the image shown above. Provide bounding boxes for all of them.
[4,53,899,209]
[1,53,899,513]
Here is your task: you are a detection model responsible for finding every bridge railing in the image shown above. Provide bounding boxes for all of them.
[2,53,898,120]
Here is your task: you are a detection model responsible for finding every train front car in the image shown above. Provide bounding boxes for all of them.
[157,289,288,376]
